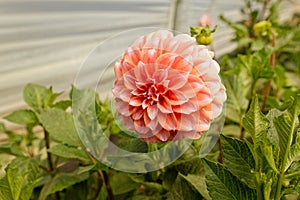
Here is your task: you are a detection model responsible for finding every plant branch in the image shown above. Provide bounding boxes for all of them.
[44,129,53,171]
[87,152,115,200]
[261,30,276,112]
[44,129,61,200]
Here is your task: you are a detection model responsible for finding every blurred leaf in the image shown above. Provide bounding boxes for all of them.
[77,165,95,175]
[52,100,71,110]
[0,143,23,156]
[167,174,202,200]
[221,135,256,188]
[39,108,81,147]
[120,138,148,153]
[23,83,60,112]
[0,157,40,200]
[162,169,178,190]
[0,123,6,132]
[175,157,203,175]
[274,65,286,91]
[222,124,241,138]
[180,173,211,200]
[38,172,88,200]
[64,181,88,200]
[242,96,270,147]
[4,110,38,126]
[203,159,256,200]
[274,94,300,171]
[48,144,90,163]
[224,75,248,123]
[111,173,140,195]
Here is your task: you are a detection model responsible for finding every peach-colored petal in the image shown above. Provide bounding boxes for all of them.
[112,30,226,143]
[147,105,158,120]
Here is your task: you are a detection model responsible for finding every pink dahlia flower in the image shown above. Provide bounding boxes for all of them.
[112,30,226,143]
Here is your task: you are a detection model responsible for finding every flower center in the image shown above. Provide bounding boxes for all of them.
[133,80,167,109]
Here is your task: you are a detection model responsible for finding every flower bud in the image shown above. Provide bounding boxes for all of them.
[253,20,272,38]
[190,25,217,45]
[199,14,212,27]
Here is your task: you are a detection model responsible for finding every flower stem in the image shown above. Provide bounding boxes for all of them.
[44,129,60,200]
[261,30,276,112]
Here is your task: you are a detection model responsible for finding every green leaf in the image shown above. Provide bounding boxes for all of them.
[48,144,90,163]
[38,172,88,200]
[23,83,58,112]
[242,96,270,146]
[0,123,6,132]
[111,173,140,195]
[221,135,256,188]
[263,145,279,174]
[203,159,256,200]
[285,143,300,172]
[39,108,81,147]
[224,75,248,123]
[274,94,300,171]
[120,138,148,153]
[4,110,38,126]
[0,157,40,200]
[180,173,211,200]
[175,156,203,175]
[52,100,71,110]
[167,174,203,200]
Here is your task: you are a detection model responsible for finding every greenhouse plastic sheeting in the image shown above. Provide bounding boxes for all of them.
[0,0,298,116]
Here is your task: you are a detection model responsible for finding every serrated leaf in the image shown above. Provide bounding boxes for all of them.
[274,95,300,172]
[23,83,54,112]
[285,143,300,172]
[4,110,38,126]
[0,168,24,200]
[180,173,211,200]
[39,108,81,147]
[263,145,279,174]
[242,96,270,146]
[203,159,256,200]
[221,135,256,188]
[167,175,202,200]
[48,144,90,163]
[38,172,88,200]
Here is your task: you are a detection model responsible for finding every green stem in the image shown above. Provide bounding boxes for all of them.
[275,173,284,200]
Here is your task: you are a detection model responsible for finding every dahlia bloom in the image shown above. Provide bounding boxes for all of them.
[112,30,226,143]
